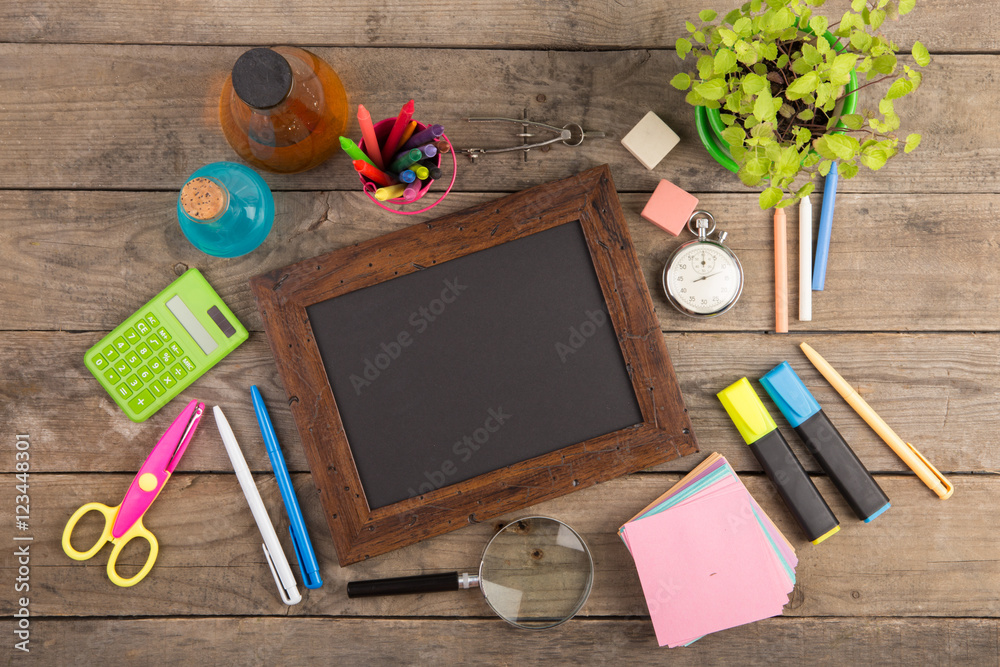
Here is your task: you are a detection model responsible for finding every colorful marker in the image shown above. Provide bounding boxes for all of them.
[390,148,423,173]
[353,160,396,187]
[418,160,442,180]
[393,120,419,154]
[401,124,444,152]
[339,136,376,168]
[812,162,838,290]
[402,180,422,202]
[382,99,415,167]
[411,165,430,181]
[357,104,385,169]
[374,183,407,201]
[760,362,891,523]
[419,144,438,159]
[718,377,840,544]
[398,169,417,183]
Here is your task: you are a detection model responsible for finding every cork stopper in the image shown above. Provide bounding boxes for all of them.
[180,177,227,222]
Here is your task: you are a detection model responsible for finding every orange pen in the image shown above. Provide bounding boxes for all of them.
[774,207,788,333]
[393,120,419,154]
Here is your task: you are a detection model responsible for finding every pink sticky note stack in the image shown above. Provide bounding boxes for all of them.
[620,453,797,648]
[641,179,699,236]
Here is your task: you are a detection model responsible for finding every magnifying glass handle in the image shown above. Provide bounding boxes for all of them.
[347,571,478,597]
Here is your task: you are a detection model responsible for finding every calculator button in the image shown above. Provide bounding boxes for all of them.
[170,364,188,380]
[160,372,177,389]
[145,312,160,327]
[91,353,108,370]
[125,352,142,368]
[137,343,153,359]
[114,359,131,375]
[148,358,164,374]
[135,321,150,336]
[103,368,121,384]
[180,357,196,372]
[128,389,155,414]
[115,384,133,399]
[124,327,140,344]
[102,344,119,361]
[149,381,166,397]
[168,342,184,356]
[157,327,171,342]
[137,365,154,383]
[147,336,163,351]
[159,349,175,365]
[112,336,129,352]
[125,374,143,390]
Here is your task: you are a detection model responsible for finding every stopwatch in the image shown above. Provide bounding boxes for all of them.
[661,211,744,318]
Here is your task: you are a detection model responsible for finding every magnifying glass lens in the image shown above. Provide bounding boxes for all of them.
[479,517,594,629]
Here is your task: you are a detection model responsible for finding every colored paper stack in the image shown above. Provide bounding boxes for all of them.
[619,453,798,647]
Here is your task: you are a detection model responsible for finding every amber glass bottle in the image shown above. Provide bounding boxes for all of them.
[219,47,348,173]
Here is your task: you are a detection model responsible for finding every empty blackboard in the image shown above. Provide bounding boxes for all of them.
[307,221,643,509]
[251,166,698,565]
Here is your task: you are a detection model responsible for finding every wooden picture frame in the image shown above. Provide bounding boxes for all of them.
[250,165,697,565]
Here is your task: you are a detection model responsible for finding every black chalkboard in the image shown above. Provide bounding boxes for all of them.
[307,221,643,509]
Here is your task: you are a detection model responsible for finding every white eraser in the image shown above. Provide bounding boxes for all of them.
[620,111,681,170]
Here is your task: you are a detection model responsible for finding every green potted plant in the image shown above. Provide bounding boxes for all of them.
[670,0,930,208]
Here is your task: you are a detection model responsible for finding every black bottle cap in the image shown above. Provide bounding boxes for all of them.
[231,48,292,110]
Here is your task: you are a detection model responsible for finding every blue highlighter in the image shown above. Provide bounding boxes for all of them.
[760,362,890,523]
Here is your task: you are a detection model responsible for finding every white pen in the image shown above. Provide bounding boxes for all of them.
[799,195,813,321]
[213,406,302,605]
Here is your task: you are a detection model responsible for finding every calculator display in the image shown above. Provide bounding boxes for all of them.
[166,295,219,355]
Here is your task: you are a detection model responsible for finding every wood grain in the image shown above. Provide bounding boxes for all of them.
[22,617,1000,665]
[13,472,1000,618]
[1,332,995,474]
[3,191,998,334]
[1,0,992,50]
[0,46,993,195]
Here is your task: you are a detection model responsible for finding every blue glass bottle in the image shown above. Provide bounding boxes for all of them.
[177,162,274,257]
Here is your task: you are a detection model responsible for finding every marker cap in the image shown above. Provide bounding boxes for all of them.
[717,377,777,444]
[759,361,821,428]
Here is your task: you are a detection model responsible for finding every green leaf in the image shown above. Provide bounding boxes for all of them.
[850,30,872,52]
[808,16,828,35]
[830,53,859,85]
[714,48,738,74]
[733,17,752,36]
[886,78,914,100]
[796,126,813,145]
[742,73,767,95]
[676,38,692,59]
[721,125,747,146]
[904,133,922,153]
[840,113,864,130]
[697,55,715,79]
[860,147,890,170]
[872,54,896,75]
[686,21,697,32]
[816,134,857,160]
[786,71,819,100]
[776,146,801,177]
[801,43,822,66]
[851,0,865,10]
[759,187,783,209]
[670,72,692,90]
[912,41,931,67]
[797,108,815,121]
[776,54,789,69]
[723,8,742,24]
[720,112,736,125]
[869,8,886,29]
[753,89,775,122]
[796,182,816,198]
[685,89,709,106]
[693,78,728,100]
[818,159,833,177]
[898,0,915,14]
[699,9,717,22]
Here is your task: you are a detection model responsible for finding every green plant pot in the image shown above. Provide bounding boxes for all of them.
[695,28,860,173]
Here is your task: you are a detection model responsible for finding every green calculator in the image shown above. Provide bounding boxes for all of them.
[84,268,248,422]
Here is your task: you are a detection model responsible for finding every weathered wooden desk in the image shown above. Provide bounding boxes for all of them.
[1,0,997,663]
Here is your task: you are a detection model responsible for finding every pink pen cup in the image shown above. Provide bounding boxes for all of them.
[357,118,457,215]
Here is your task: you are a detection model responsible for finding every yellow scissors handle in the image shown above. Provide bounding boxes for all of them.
[106,519,159,587]
[62,502,116,561]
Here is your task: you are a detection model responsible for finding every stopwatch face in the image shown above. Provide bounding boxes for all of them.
[663,241,744,317]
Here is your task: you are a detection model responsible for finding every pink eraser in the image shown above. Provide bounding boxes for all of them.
[641,180,699,236]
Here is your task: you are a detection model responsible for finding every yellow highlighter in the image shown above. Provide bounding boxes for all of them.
[800,342,953,499]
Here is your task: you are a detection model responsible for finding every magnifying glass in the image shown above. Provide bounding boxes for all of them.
[347,516,594,629]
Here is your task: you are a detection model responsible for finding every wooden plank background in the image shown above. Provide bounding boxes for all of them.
[1,0,998,662]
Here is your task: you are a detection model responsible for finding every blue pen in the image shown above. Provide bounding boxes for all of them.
[812,161,838,291]
[251,386,323,589]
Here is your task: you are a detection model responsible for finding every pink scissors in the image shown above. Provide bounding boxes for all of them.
[62,400,204,587]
